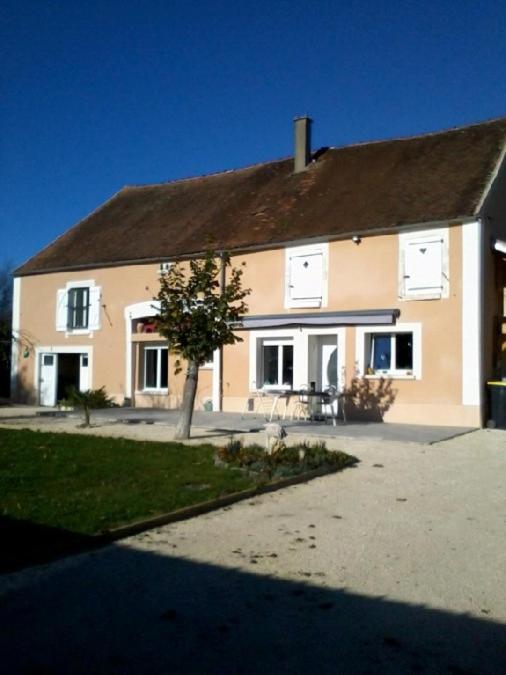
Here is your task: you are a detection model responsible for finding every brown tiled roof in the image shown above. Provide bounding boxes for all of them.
[16,117,506,275]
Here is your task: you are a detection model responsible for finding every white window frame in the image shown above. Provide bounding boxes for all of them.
[67,286,90,330]
[257,338,294,390]
[56,280,101,335]
[355,323,422,380]
[398,228,449,300]
[248,327,346,393]
[158,262,172,275]
[285,243,328,309]
[142,345,168,392]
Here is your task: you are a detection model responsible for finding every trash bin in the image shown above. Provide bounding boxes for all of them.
[487,382,506,429]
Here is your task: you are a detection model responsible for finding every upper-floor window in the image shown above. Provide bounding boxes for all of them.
[399,228,449,300]
[56,281,101,333]
[285,243,328,309]
[68,287,89,329]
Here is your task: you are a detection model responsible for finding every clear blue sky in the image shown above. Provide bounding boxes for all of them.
[1,0,505,269]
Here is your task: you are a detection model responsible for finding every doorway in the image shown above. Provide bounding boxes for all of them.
[57,354,80,401]
[38,350,90,406]
[308,334,339,416]
[308,335,338,390]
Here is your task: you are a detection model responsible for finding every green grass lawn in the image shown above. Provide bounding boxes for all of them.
[0,427,256,536]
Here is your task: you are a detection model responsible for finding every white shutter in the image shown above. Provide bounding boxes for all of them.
[405,239,443,296]
[88,286,102,330]
[289,253,323,302]
[56,289,68,331]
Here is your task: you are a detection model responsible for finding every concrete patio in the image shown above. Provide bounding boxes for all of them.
[0,404,476,444]
[66,407,476,445]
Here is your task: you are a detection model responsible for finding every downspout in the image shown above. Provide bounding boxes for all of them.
[216,251,226,412]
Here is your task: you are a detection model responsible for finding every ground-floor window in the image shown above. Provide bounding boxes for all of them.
[259,339,293,388]
[143,346,168,390]
[356,323,421,379]
[367,332,413,375]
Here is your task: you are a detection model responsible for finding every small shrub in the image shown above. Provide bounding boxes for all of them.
[64,386,117,427]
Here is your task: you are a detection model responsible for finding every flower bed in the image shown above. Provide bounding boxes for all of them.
[215,438,358,479]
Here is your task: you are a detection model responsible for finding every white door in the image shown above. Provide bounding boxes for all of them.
[79,353,90,391]
[320,336,338,415]
[320,337,338,390]
[39,353,57,406]
[307,335,339,416]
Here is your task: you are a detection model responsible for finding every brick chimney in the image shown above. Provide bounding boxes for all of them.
[294,116,312,173]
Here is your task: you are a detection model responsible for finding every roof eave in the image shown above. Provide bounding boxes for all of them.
[13,215,477,277]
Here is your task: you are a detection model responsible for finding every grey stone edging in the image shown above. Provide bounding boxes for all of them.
[95,464,349,544]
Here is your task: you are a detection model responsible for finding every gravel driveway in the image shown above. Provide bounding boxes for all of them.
[0,429,505,673]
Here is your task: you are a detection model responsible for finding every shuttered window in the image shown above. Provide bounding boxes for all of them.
[285,244,328,308]
[399,229,448,300]
[68,287,89,329]
[55,282,102,332]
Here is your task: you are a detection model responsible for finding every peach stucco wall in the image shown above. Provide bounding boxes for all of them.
[224,226,473,425]
[15,263,212,408]
[15,223,481,425]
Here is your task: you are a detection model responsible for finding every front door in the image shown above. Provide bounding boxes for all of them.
[39,353,57,406]
[319,336,338,390]
[308,335,339,416]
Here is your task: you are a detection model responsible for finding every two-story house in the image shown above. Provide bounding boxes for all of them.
[11,116,506,427]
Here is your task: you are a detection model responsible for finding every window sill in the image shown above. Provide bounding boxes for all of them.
[399,293,442,302]
[65,329,93,337]
[286,298,322,309]
[364,374,417,381]
[136,389,169,395]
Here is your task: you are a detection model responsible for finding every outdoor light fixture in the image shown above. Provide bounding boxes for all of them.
[352,235,361,245]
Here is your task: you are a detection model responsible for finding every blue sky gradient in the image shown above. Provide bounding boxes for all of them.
[2,0,506,268]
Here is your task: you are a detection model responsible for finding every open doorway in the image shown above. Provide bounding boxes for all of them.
[57,354,80,402]
[38,350,90,406]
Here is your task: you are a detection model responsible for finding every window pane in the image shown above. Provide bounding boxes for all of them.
[160,349,168,388]
[145,350,157,388]
[395,333,413,370]
[263,345,279,386]
[68,288,89,329]
[372,335,391,371]
[282,345,293,387]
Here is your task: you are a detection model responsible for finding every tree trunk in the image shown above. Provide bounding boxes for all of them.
[174,360,199,440]
[83,405,90,427]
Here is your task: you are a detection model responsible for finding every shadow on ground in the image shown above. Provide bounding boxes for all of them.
[1,524,504,674]
[0,515,103,573]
